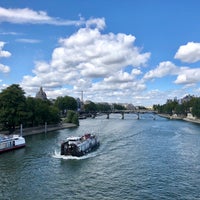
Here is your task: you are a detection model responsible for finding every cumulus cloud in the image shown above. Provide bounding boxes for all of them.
[174,68,200,85]
[50,27,150,77]
[0,6,84,26]
[21,18,150,101]
[143,61,178,80]
[104,71,134,83]
[0,64,10,73]
[0,42,11,58]
[174,42,200,63]
[143,58,200,89]
[86,18,106,30]
[0,42,11,73]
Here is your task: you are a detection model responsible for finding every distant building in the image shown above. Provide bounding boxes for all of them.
[167,95,195,105]
[167,97,178,104]
[181,95,194,104]
[77,98,84,112]
[36,87,47,100]
[125,103,135,110]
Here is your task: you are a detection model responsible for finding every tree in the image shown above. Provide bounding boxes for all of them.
[48,106,60,124]
[66,110,79,126]
[84,101,97,112]
[71,112,79,126]
[0,84,26,132]
[55,96,77,115]
[96,103,111,112]
[192,98,200,118]
[26,97,37,126]
[113,103,126,111]
[26,97,60,126]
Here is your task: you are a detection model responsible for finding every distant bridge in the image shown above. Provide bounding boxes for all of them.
[80,110,157,120]
[100,110,157,119]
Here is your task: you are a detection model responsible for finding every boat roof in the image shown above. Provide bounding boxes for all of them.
[67,136,81,141]
[0,134,22,142]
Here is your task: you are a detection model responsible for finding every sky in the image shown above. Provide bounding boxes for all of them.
[0,0,200,106]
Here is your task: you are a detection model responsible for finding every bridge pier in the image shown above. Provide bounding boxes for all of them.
[137,112,140,120]
[121,112,124,119]
[106,113,109,119]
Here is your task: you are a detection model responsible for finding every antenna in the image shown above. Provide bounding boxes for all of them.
[81,90,83,102]
[20,124,23,136]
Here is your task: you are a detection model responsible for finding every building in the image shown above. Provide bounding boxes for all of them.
[35,87,47,100]
[180,95,194,104]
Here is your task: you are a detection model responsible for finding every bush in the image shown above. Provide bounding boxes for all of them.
[66,110,79,126]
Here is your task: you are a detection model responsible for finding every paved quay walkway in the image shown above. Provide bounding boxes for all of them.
[1,123,77,136]
[158,113,200,124]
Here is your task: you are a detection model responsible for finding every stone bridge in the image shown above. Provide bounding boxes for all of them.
[83,110,157,120]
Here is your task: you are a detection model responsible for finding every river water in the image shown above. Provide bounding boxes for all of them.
[1,114,200,200]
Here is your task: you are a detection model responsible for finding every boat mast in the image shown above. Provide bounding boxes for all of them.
[20,124,23,136]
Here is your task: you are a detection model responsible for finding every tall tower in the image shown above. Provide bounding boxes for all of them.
[81,90,83,102]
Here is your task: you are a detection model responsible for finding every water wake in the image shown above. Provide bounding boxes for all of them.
[52,150,98,160]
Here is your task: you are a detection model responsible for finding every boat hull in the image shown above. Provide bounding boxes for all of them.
[0,144,26,153]
[61,134,100,157]
[0,135,26,154]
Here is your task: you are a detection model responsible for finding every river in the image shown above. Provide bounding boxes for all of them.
[1,114,200,200]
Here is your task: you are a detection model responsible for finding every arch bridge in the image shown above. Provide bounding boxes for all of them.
[86,110,157,120]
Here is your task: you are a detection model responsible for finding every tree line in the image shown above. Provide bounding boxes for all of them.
[83,102,126,113]
[153,96,200,118]
[0,84,79,133]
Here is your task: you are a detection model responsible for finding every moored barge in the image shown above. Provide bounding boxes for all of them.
[0,135,26,153]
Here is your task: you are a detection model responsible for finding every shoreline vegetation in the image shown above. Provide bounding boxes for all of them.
[0,123,77,136]
[158,113,200,124]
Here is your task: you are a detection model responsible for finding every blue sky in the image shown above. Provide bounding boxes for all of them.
[0,0,200,106]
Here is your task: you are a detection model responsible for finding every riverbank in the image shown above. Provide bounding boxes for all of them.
[157,113,183,120]
[183,118,200,124]
[158,113,200,124]
[0,123,77,136]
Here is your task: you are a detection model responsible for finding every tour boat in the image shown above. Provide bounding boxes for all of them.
[61,133,100,157]
[0,134,26,153]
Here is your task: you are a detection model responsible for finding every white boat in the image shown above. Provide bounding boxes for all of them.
[0,134,26,153]
[61,133,100,157]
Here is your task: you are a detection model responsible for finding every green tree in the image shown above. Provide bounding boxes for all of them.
[192,98,200,118]
[71,112,79,126]
[66,110,79,126]
[175,104,186,115]
[0,84,26,132]
[96,103,111,112]
[55,96,77,115]
[34,99,53,125]
[26,97,37,126]
[48,106,60,124]
[113,103,126,111]
[84,101,97,112]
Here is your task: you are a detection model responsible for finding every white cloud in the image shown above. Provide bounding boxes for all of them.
[131,69,142,76]
[143,60,200,87]
[0,31,21,35]
[175,42,200,63]
[86,18,106,30]
[0,42,11,73]
[0,41,11,58]
[143,61,178,80]
[104,70,137,83]
[0,6,84,26]
[21,18,150,101]
[174,68,200,85]
[16,38,41,43]
[0,64,10,73]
